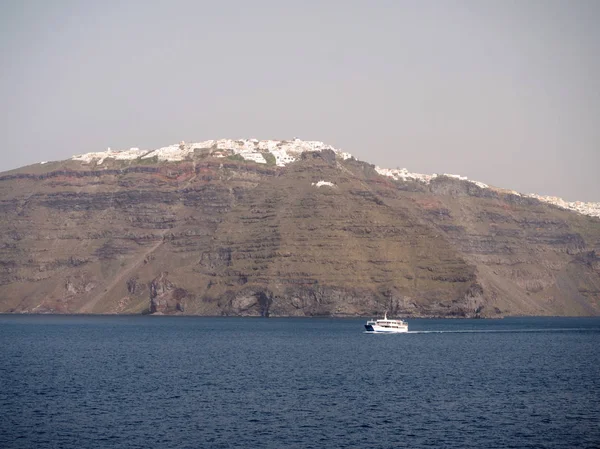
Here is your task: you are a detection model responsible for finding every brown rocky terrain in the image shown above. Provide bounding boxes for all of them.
[1,147,599,317]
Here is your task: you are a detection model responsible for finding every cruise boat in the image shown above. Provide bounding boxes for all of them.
[364,312,408,333]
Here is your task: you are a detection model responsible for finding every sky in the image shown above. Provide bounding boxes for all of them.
[1,0,599,202]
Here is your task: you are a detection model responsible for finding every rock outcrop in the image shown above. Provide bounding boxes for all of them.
[0,140,598,317]
[149,272,186,314]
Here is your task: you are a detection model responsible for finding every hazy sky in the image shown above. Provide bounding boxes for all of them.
[1,0,599,201]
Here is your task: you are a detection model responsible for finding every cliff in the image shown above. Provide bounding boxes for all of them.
[1,140,598,317]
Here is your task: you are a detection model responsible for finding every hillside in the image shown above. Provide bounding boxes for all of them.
[1,139,599,317]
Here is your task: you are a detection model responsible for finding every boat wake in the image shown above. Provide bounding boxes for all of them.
[407,328,595,334]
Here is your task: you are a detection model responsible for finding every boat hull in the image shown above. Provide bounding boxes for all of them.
[364,324,408,333]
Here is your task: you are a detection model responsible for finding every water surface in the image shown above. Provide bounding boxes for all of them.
[1,316,598,448]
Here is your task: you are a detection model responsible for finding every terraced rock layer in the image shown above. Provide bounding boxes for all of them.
[1,150,599,317]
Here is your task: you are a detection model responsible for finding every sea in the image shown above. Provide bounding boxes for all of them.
[0,315,599,449]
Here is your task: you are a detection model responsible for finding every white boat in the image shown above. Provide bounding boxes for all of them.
[364,312,408,333]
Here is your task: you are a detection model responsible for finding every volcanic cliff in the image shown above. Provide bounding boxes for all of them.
[1,139,599,317]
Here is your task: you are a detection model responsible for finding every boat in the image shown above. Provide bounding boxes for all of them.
[364,312,408,333]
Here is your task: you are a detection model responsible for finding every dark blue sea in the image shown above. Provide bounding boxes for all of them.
[1,316,599,449]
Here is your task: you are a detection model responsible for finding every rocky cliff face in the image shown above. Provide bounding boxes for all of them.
[1,142,598,317]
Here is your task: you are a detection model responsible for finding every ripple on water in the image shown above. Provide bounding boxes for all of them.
[0,316,599,449]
